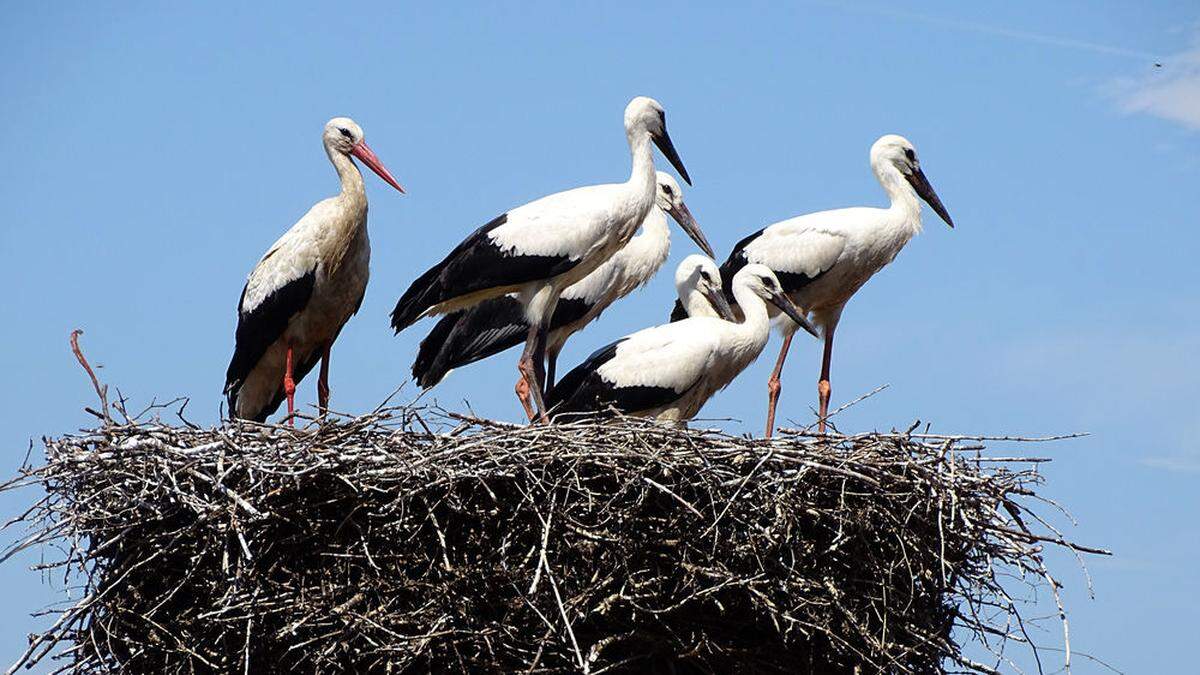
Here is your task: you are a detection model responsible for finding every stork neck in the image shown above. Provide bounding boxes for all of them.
[875,161,922,230]
[632,207,671,258]
[627,131,656,198]
[730,282,771,335]
[328,146,366,200]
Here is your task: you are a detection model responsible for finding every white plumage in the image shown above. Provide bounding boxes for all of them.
[392,97,711,422]
[547,264,807,422]
[410,172,710,417]
[225,117,403,424]
[717,134,954,435]
[672,254,734,321]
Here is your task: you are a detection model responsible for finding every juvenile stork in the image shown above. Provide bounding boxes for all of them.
[224,117,404,424]
[391,97,709,422]
[410,172,709,418]
[671,254,735,322]
[717,134,954,436]
[546,265,813,422]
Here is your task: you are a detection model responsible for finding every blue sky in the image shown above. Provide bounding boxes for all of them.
[2,1,1197,671]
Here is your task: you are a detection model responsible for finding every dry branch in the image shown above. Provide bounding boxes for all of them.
[3,407,1106,674]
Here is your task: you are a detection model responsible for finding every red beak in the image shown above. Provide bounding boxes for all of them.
[350,141,405,193]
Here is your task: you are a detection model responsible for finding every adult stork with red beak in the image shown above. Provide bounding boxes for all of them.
[224,117,404,424]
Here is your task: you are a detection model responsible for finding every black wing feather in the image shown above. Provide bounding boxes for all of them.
[668,299,688,322]
[717,228,764,300]
[391,213,580,332]
[224,268,316,417]
[547,339,684,418]
[412,295,596,388]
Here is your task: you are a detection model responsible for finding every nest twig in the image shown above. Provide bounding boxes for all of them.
[2,403,1107,674]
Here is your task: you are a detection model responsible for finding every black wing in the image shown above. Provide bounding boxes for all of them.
[391,213,580,332]
[547,339,684,418]
[224,268,317,417]
[412,295,595,389]
[668,299,688,322]
[717,228,764,299]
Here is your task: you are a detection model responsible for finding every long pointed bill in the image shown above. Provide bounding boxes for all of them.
[667,202,715,258]
[768,290,820,339]
[653,127,692,186]
[701,284,736,322]
[905,167,952,228]
[351,141,405,193]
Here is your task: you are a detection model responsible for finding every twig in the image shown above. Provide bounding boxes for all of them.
[69,329,109,426]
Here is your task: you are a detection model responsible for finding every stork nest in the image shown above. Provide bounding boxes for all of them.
[3,405,1106,674]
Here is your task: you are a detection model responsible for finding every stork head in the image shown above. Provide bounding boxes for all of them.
[675,254,735,321]
[655,171,714,257]
[625,96,692,186]
[870,134,952,228]
[733,265,820,338]
[324,117,405,194]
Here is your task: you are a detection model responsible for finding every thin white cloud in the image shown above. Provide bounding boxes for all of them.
[810,1,1159,60]
[1111,34,1200,130]
[1141,456,1200,473]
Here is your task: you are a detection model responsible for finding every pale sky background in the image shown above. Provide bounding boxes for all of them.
[2,2,1197,671]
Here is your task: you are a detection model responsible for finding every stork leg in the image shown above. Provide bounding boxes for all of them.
[517,323,550,424]
[317,344,332,416]
[514,376,537,422]
[283,342,297,428]
[817,324,836,434]
[764,333,794,439]
[546,343,563,391]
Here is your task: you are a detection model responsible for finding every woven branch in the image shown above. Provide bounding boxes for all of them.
[2,406,1106,674]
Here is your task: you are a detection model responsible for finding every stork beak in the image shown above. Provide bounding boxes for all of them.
[666,202,715,258]
[905,167,952,228]
[701,283,736,322]
[653,128,692,186]
[767,290,820,339]
[351,141,405,194]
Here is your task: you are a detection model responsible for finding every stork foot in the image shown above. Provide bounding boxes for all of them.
[817,379,831,434]
[284,344,297,428]
[765,377,782,438]
[515,376,537,423]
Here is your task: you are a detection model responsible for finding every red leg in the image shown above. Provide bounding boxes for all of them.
[515,376,536,422]
[764,333,794,438]
[517,323,550,424]
[283,343,297,427]
[817,325,836,434]
[317,344,331,416]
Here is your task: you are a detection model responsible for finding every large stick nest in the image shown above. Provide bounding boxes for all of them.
[3,406,1105,674]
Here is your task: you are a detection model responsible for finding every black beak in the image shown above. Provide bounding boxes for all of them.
[701,283,736,322]
[768,290,820,339]
[905,167,954,228]
[667,202,715,258]
[653,127,692,186]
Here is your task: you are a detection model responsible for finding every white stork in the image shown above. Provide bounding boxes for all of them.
[671,254,735,322]
[546,264,815,422]
[224,117,404,424]
[716,134,954,436]
[391,96,709,422]
[410,172,712,419]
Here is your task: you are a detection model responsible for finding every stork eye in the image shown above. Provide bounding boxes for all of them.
[662,185,673,196]
[338,128,353,139]
[904,148,916,162]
